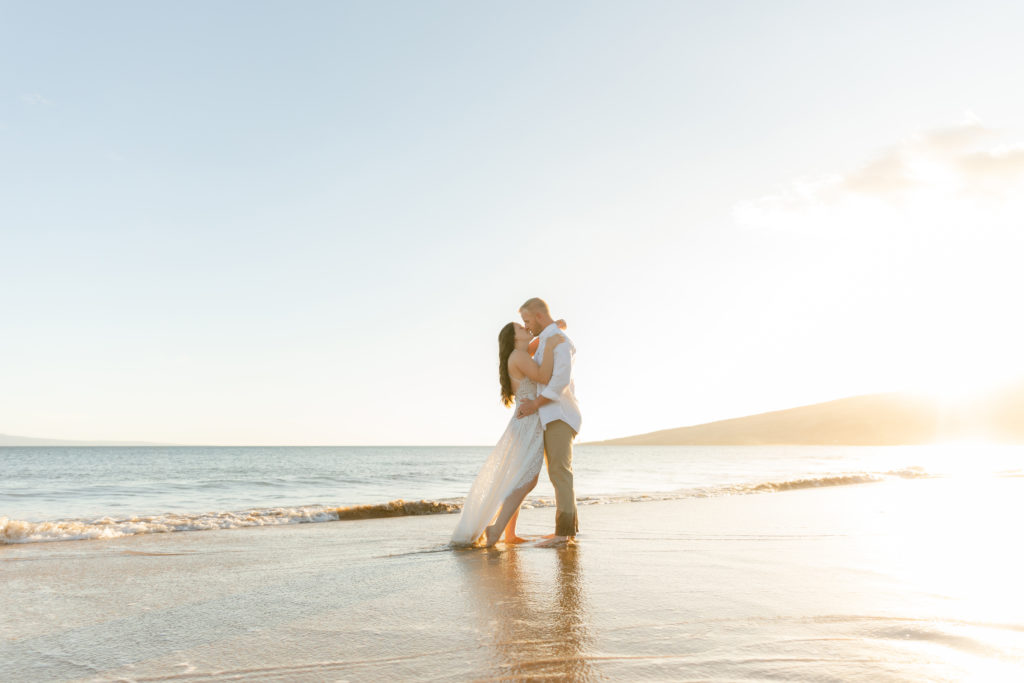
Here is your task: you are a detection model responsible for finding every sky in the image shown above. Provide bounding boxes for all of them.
[2,1,1024,445]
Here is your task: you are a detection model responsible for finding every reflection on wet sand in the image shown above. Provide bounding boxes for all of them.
[456,545,592,680]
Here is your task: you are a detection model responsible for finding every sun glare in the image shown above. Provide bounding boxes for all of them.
[922,375,1002,407]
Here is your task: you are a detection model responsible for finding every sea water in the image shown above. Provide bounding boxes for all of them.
[2,444,1021,544]
[3,446,1024,680]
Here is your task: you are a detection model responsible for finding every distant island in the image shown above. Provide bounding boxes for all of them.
[587,386,1024,446]
[0,434,178,447]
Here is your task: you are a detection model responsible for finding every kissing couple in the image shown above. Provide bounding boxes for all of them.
[451,297,582,549]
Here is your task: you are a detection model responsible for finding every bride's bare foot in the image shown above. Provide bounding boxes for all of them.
[504,534,528,544]
[483,525,502,547]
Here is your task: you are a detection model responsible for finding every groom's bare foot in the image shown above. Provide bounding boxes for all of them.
[483,525,502,547]
[536,535,573,548]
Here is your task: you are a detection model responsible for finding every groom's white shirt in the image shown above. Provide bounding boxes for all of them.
[532,322,582,434]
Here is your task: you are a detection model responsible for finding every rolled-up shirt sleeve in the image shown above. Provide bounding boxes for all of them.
[541,343,572,401]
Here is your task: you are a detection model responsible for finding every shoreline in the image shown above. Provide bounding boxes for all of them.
[1,467,935,546]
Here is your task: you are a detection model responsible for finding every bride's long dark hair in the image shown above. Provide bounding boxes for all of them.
[498,322,516,408]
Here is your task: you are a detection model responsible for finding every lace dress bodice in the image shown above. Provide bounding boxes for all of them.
[514,376,539,403]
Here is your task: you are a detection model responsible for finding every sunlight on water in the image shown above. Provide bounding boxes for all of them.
[924,441,1024,478]
[872,477,1024,627]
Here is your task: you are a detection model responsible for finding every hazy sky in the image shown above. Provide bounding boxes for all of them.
[3,1,1024,445]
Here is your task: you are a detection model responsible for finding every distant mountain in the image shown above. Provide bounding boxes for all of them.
[588,387,1024,446]
[0,433,178,446]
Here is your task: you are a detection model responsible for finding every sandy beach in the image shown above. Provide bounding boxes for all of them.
[4,476,1023,681]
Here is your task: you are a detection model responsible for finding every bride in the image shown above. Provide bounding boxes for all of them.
[451,321,565,547]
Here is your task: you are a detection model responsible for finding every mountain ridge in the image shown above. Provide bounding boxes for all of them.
[586,387,1024,446]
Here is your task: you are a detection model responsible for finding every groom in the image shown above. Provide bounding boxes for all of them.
[516,297,582,545]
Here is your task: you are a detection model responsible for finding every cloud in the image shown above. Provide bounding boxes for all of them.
[734,117,1024,230]
[19,93,51,106]
[956,145,1024,194]
[915,116,993,152]
[839,150,915,197]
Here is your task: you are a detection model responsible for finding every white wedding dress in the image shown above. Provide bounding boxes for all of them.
[451,377,545,546]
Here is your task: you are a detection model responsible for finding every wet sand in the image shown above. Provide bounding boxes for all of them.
[3,477,1024,681]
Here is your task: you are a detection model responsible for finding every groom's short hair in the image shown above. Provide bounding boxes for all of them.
[519,297,550,315]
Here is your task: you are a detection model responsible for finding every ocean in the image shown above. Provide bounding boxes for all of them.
[4,443,1024,680]
[3,443,1021,544]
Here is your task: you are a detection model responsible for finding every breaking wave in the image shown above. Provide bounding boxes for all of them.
[0,500,461,545]
[0,468,933,545]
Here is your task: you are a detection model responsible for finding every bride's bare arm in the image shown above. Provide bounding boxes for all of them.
[515,330,570,418]
[511,335,565,383]
[527,320,565,357]
[535,335,565,384]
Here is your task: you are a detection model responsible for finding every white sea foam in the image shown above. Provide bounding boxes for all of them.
[0,506,340,544]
